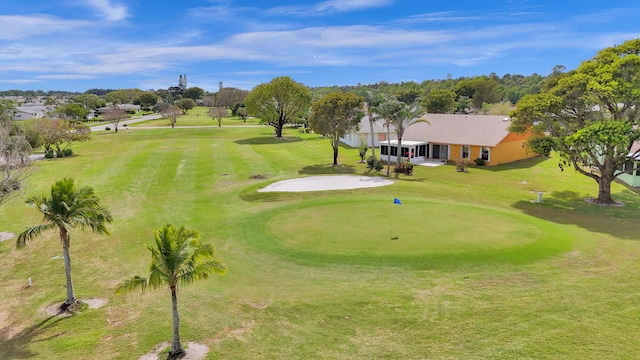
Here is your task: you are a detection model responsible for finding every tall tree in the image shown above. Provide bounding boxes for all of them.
[510,39,640,204]
[216,87,249,108]
[183,87,205,101]
[422,89,456,113]
[31,118,91,156]
[162,106,182,128]
[208,107,228,127]
[72,93,100,109]
[116,224,226,358]
[105,89,142,107]
[176,98,196,114]
[16,178,113,311]
[102,108,127,133]
[362,91,383,159]
[245,76,311,137]
[57,103,89,120]
[0,101,31,206]
[136,92,159,109]
[309,92,364,165]
[378,98,426,169]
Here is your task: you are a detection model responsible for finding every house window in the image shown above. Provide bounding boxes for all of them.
[381,145,388,155]
[619,160,634,174]
[461,145,470,159]
[391,146,397,156]
[401,147,410,158]
[418,145,426,157]
[481,147,490,161]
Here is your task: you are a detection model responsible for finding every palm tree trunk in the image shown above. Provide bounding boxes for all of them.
[396,137,403,168]
[61,228,76,308]
[170,285,184,357]
[386,124,391,175]
[368,115,376,159]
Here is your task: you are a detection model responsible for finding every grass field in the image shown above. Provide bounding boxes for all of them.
[1,124,639,359]
[130,106,262,127]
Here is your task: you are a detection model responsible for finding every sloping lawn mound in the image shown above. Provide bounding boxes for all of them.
[243,198,572,268]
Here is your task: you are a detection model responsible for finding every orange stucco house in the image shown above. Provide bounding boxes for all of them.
[379,114,533,166]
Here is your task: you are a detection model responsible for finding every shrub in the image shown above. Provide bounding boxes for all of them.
[456,160,469,172]
[44,150,55,159]
[105,126,111,131]
[366,156,376,168]
[367,157,384,171]
[473,157,485,166]
[358,143,369,162]
[394,160,414,175]
[63,148,73,157]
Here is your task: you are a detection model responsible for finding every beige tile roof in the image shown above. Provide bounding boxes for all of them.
[403,113,513,147]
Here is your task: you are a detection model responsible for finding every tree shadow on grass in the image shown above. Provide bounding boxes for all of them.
[0,312,70,359]
[234,136,303,145]
[513,189,640,240]
[484,156,550,171]
[298,164,356,175]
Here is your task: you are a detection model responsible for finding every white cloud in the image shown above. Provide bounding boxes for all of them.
[84,0,129,21]
[0,79,38,84]
[267,0,392,17]
[0,15,88,40]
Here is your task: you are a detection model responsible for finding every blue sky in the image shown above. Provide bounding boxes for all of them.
[1,0,639,93]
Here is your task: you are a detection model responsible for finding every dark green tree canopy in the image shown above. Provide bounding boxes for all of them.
[176,98,196,114]
[309,92,364,165]
[245,76,311,137]
[183,87,205,101]
[422,89,456,113]
[510,39,640,204]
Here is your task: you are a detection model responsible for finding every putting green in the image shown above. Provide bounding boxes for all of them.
[267,199,541,256]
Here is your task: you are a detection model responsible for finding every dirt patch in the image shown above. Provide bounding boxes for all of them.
[41,298,108,317]
[84,298,108,309]
[212,320,256,344]
[247,302,269,310]
[250,174,268,179]
[0,232,15,242]
[583,197,624,206]
[139,342,209,360]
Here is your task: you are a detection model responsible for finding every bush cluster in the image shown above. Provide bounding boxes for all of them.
[394,160,414,175]
[366,156,385,171]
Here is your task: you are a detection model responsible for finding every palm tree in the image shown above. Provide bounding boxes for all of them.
[387,100,427,169]
[363,91,383,159]
[376,97,404,175]
[116,224,227,359]
[16,177,113,311]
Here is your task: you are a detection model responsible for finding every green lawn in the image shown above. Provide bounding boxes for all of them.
[0,125,639,359]
[131,106,262,127]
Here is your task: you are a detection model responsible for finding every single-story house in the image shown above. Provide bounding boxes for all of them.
[97,104,141,114]
[13,105,51,120]
[616,142,640,187]
[340,117,397,148]
[378,114,534,166]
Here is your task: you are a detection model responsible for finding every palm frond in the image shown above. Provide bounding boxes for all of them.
[115,275,148,294]
[16,223,56,249]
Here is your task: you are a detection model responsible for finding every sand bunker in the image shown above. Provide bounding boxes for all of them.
[258,175,393,192]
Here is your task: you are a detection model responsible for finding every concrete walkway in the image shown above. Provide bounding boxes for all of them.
[89,113,164,132]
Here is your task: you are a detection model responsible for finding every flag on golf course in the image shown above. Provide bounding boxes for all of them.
[394,198,402,205]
